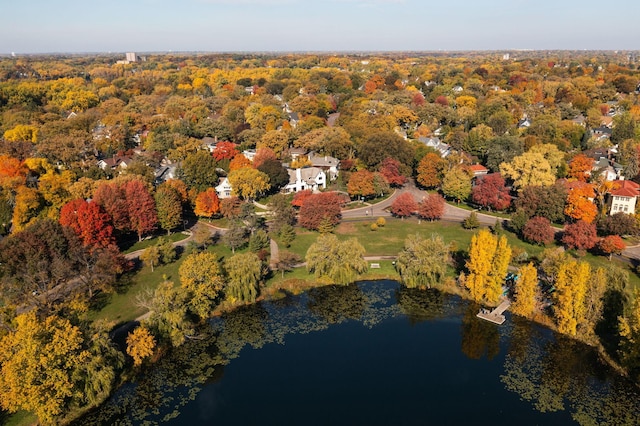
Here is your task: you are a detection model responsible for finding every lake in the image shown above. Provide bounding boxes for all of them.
[79,280,640,425]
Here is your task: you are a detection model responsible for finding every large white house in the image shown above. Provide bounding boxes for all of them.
[215,177,233,199]
[609,180,640,215]
[284,167,326,193]
[307,152,340,180]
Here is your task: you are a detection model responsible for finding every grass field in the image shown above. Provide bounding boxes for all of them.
[122,231,189,254]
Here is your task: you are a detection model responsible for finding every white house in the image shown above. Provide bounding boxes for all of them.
[284,167,326,193]
[243,149,257,162]
[308,152,340,180]
[609,180,640,215]
[418,137,451,157]
[215,177,233,199]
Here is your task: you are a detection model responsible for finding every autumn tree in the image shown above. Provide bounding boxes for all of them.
[179,251,225,319]
[124,179,158,241]
[347,170,376,199]
[379,157,406,187]
[178,150,218,192]
[416,152,446,188]
[511,262,538,318]
[154,183,183,234]
[228,167,270,200]
[396,233,450,289]
[306,234,367,285]
[466,229,511,305]
[500,152,555,190]
[471,173,511,211]
[291,189,313,208]
[59,199,115,249]
[126,326,156,367]
[553,259,590,336]
[390,192,417,218]
[564,181,597,223]
[441,166,472,202]
[567,154,594,182]
[228,154,252,171]
[417,193,445,221]
[522,216,555,245]
[224,252,263,303]
[194,188,221,218]
[298,192,343,230]
[211,141,238,162]
[257,159,290,193]
[140,245,161,272]
[599,212,638,236]
[515,182,567,224]
[597,235,626,260]
[93,181,129,232]
[220,196,242,219]
[273,250,301,278]
[11,185,43,232]
[562,220,598,251]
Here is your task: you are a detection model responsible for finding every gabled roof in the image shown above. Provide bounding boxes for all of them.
[469,164,489,175]
[611,180,640,197]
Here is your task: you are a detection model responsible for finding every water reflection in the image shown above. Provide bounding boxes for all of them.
[78,280,640,426]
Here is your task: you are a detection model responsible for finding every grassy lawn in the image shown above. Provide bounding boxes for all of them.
[122,232,189,254]
[3,411,37,426]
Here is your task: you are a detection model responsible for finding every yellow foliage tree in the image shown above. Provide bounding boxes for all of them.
[179,251,225,319]
[0,311,88,425]
[228,167,270,200]
[499,152,555,190]
[466,229,497,303]
[11,186,43,232]
[3,124,39,143]
[487,235,511,304]
[511,262,538,318]
[554,259,590,336]
[126,326,156,366]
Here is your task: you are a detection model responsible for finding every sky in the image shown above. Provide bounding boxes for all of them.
[2,0,639,54]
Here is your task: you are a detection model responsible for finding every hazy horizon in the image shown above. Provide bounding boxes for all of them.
[2,0,639,54]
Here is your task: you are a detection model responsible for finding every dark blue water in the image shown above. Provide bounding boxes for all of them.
[80,281,640,426]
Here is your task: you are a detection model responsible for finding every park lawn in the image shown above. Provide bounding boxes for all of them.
[122,232,189,254]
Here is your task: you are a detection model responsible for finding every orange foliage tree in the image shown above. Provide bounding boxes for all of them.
[567,154,594,182]
[564,181,597,223]
[194,188,221,218]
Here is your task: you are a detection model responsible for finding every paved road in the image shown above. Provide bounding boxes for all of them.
[341,178,501,226]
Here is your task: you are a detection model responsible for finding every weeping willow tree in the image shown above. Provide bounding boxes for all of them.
[224,252,263,303]
[305,234,367,285]
[396,233,450,289]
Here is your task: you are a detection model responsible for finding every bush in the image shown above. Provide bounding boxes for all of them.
[462,212,480,229]
[370,223,379,231]
[376,217,386,227]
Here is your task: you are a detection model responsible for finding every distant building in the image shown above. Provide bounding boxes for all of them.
[284,167,326,193]
[215,177,233,199]
[117,52,144,65]
[609,180,640,215]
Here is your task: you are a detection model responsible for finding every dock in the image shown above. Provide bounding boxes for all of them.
[477,299,511,325]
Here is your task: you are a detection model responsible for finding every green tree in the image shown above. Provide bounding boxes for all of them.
[142,280,195,347]
[224,252,263,303]
[223,221,248,253]
[306,234,367,285]
[179,251,225,319]
[279,223,296,247]
[155,183,183,234]
[178,150,218,192]
[248,229,269,252]
[442,166,472,202]
[396,233,450,289]
[140,245,161,272]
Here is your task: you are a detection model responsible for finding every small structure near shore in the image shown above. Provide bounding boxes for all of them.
[477,299,511,325]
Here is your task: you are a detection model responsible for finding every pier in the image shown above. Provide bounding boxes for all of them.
[477,299,511,325]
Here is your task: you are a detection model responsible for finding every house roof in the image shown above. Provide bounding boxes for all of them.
[469,164,489,175]
[308,152,339,167]
[611,180,640,197]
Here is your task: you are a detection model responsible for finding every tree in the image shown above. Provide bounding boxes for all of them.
[124,179,158,241]
[179,251,224,319]
[178,150,218,192]
[0,311,88,425]
[599,212,638,236]
[194,188,221,218]
[248,229,269,252]
[140,245,161,272]
[126,326,156,367]
[471,173,511,211]
[273,250,301,278]
[522,216,555,245]
[228,154,252,171]
[228,167,270,200]
[59,199,115,250]
[252,147,278,168]
[224,252,263,303]
[500,152,555,190]
[222,221,248,253]
[220,196,242,219]
[279,224,296,247]
[154,183,183,234]
[554,259,590,336]
[298,192,343,230]
[142,280,194,347]
[11,186,43,232]
[396,233,450,289]
[257,159,290,192]
[562,220,598,251]
[306,234,367,285]
[511,263,538,318]
[347,170,376,199]
[390,192,417,218]
[358,131,414,170]
[597,235,626,260]
[465,229,510,305]
[379,157,406,187]
[441,166,472,202]
[269,193,296,234]
[211,141,238,162]
[462,211,480,229]
[291,189,313,207]
[93,181,129,232]
[485,136,524,172]
[417,193,445,221]
[564,181,597,223]
[416,152,446,188]
[567,154,594,182]
[515,182,567,224]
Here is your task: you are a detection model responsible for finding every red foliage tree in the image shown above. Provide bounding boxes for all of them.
[597,235,626,260]
[93,182,130,231]
[471,173,511,211]
[562,220,598,251]
[390,192,417,218]
[124,180,158,241]
[435,96,449,106]
[522,216,555,245]
[60,199,115,250]
[212,141,238,161]
[252,147,277,168]
[412,92,425,107]
[379,157,406,187]
[291,189,313,208]
[298,192,344,230]
[417,193,445,221]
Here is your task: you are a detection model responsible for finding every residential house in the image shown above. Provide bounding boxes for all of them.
[593,157,624,181]
[284,167,326,193]
[469,164,489,177]
[97,155,133,171]
[215,177,233,199]
[418,137,451,157]
[308,151,340,180]
[243,149,257,162]
[154,164,177,184]
[517,117,531,128]
[288,147,308,161]
[609,180,640,215]
[593,126,613,141]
